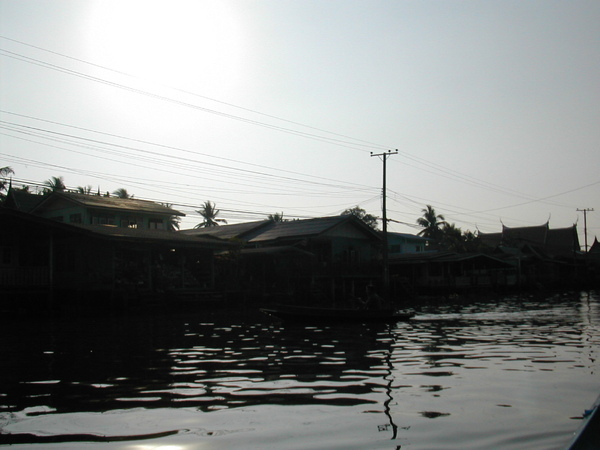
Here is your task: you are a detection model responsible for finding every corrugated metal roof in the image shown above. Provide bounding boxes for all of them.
[179,220,272,240]
[249,216,361,243]
[34,192,185,216]
[70,223,228,246]
[182,216,379,244]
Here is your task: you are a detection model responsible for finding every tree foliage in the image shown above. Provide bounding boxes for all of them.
[161,203,181,231]
[77,185,93,194]
[268,212,285,223]
[0,166,14,199]
[416,205,447,241]
[113,188,133,199]
[342,206,379,230]
[417,205,480,252]
[195,201,227,228]
[43,176,66,193]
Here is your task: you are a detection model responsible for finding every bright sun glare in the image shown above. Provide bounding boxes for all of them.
[85,0,243,93]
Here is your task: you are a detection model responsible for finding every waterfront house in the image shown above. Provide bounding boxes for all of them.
[388,250,516,296]
[478,222,582,288]
[1,196,231,312]
[5,190,184,230]
[387,232,429,254]
[181,215,382,304]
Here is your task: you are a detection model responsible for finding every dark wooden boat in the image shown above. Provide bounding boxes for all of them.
[567,393,600,449]
[260,304,414,324]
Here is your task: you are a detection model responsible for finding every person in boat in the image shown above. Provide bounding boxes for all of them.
[359,285,385,310]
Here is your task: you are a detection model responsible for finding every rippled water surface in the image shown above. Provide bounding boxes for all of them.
[1,291,599,449]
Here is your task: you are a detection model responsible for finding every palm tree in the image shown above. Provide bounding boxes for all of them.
[416,205,447,242]
[43,176,66,193]
[195,201,227,228]
[112,188,133,199]
[161,203,181,231]
[0,166,14,198]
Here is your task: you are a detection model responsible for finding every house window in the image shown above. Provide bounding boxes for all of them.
[148,219,165,230]
[91,215,116,225]
[390,244,401,254]
[121,218,138,228]
[70,214,82,224]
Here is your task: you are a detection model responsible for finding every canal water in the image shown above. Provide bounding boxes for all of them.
[1,290,599,449]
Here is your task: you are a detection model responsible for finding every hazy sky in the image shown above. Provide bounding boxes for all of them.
[1,0,599,244]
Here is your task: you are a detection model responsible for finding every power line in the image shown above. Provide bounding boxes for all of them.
[0,48,385,153]
[0,35,393,152]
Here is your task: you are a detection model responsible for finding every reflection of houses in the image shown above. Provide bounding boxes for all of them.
[1,191,231,311]
[182,215,382,303]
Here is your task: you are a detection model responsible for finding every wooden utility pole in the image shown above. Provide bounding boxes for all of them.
[371,149,398,301]
[577,208,594,252]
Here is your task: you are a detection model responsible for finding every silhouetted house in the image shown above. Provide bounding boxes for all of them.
[388,232,429,254]
[3,189,45,213]
[478,222,581,288]
[1,195,231,312]
[585,238,600,285]
[182,216,382,303]
[389,250,516,296]
[6,190,185,230]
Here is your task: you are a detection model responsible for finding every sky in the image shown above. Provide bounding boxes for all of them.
[1,0,599,247]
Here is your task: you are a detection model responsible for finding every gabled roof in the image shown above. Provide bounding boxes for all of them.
[502,223,548,247]
[179,220,272,240]
[4,190,46,213]
[545,226,579,257]
[32,191,185,216]
[480,222,579,257]
[179,215,381,245]
[247,215,380,244]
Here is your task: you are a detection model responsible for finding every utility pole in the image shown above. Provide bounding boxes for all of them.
[371,149,398,302]
[577,208,594,252]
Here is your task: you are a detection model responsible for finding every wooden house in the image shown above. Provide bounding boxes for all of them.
[478,222,582,288]
[1,194,231,312]
[6,190,184,230]
[182,215,382,304]
[387,232,429,255]
[389,251,516,296]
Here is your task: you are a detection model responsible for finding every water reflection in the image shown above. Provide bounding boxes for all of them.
[1,291,599,449]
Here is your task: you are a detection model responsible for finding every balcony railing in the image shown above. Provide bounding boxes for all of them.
[0,267,50,286]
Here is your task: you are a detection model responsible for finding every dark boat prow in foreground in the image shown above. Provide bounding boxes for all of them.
[566,393,600,450]
[260,304,414,324]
